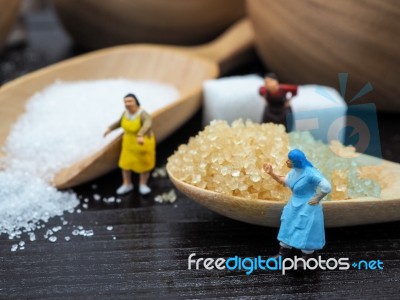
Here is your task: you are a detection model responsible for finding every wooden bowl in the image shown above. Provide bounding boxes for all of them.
[53,0,246,49]
[0,0,20,50]
[246,0,400,112]
[167,157,400,227]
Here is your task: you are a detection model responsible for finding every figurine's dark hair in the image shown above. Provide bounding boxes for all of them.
[124,93,140,106]
[264,72,278,80]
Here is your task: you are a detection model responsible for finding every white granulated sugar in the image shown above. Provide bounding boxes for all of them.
[4,79,180,181]
[0,171,78,238]
[0,79,179,241]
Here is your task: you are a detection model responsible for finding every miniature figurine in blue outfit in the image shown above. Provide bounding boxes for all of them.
[263,149,332,263]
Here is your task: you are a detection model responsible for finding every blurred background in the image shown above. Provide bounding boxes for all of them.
[1,0,399,161]
[1,0,399,110]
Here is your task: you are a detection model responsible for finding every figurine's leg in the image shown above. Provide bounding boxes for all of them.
[296,249,316,270]
[116,169,134,195]
[270,242,294,260]
[139,172,152,195]
[122,169,132,185]
[301,249,314,254]
[280,242,292,249]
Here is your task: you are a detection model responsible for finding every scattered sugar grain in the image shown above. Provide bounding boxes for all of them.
[82,203,88,209]
[52,226,62,232]
[11,244,18,252]
[154,190,177,204]
[19,241,25,247]
[28,232,36,242]
[107,226,113,231]
[72,228,94,237]
[49,236,57,242]
[152,166,168,178]
[93,194,101,201]
[103,196,115,204]
[65,236,70,241]
[44,229,53,239]
[84,230,94,237]
[76,209,82,214]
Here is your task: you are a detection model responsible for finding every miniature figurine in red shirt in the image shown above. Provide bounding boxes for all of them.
[259,73,298,131]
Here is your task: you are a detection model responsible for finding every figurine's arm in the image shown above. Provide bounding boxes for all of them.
[308,178,332,205]
[263,163,286,186]
[137,110,152,137]
[280,84,298,97]
[103,112,123,137]
[259,86,267,97]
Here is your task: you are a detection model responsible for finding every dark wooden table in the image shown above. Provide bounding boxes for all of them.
[1,6,399,299]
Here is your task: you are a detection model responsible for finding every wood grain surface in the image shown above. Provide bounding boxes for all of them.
[1,111,399,299]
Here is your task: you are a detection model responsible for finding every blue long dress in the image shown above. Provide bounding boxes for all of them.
[277,167,328,250]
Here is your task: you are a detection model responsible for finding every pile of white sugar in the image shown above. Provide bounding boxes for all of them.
[0,79,179,239]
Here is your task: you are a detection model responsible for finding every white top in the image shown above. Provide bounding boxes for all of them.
[125,108,143,120]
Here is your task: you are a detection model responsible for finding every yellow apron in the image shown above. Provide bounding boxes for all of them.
[118,112,156,173]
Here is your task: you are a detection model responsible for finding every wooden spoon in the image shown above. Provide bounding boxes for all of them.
[167,156,400,227]
[0,19,254,189]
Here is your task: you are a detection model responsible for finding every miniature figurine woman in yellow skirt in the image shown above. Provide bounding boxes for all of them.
[104,93,155,195]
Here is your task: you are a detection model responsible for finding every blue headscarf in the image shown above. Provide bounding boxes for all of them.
[288,149,313,169]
